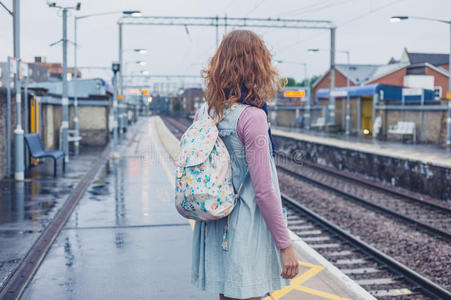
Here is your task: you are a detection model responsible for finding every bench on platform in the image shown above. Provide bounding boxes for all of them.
[24,133,66,176]
[290,116,304,128]
[59,128,82,146]
[388,121,416,143]
[311,117,325,129]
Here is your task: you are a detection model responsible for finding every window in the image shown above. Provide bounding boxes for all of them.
[434,86,442,100]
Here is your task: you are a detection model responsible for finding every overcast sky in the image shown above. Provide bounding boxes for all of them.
[0,0,450,85]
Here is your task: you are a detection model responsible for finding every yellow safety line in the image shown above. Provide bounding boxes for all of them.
[294,286,350,300]
[264,261,350,300]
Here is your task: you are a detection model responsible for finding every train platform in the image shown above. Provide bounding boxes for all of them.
[272,126,451,168]
[1,117,375,299]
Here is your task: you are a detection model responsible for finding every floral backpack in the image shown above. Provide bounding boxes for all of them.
[175,103,248,221]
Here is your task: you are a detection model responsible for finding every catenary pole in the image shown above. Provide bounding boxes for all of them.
[345,51,351,135]
[61,8,69,162]
[13,0,24,181]
[73,16,80,154]
[447,22,451,145]
[328,27,336,126]
[6,57,12,177]
[304,63,311,130]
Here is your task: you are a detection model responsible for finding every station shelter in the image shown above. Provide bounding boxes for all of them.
[316,84,435,135]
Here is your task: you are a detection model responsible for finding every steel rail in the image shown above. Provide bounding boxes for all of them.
[277,165,451,242]
[282,194,451,299]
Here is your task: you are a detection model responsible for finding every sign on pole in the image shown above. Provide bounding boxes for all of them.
[9,57,17,74]
[330,90,348,97]
[284,90,306,98]
[20,62,29,80]
[402,88,423,96]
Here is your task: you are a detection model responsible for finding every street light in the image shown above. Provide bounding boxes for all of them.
[275,60,311,129]
[134,48,147,54]
[309,48,352,135]
[389,16,409,23]
[123,10,142,16]
[73,10,142,154]
[141,70,150,75]
[389,15,451,145]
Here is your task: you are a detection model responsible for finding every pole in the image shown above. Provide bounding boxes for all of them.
[118,22,124,135]
[23,65,28,168]
[402,92,405,121]
[345,51,351,135]
[447,23,451,145]
[119,23,123,96]
[6,57,12,178]
[13,0,24,181]
[357,97,361,134]
[328,27,336,126]
[112,65,120,159]
[304,63,311,129]
[215,15,219,47]
[420,89,424,143]
[113,72,119,157]
[224,14,228,35]
[61,8,69,162]
[73,17,80,155]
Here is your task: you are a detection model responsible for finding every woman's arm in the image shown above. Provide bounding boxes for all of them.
[236,106,291,250]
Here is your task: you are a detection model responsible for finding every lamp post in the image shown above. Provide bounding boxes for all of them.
[309,48,351,134]
[112,62,120,158]
[1,0,25,179]
[390,15,451,146]
[117,11,143,96]
[74,10,142,154]
[275,60,311,129]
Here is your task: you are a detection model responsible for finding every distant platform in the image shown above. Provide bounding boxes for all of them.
[272,126,451,200]
[272,126,451,169]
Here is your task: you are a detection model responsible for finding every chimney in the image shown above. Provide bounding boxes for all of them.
[34,56,47,63]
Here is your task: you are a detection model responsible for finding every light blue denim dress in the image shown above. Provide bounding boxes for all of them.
[192,104,290,299]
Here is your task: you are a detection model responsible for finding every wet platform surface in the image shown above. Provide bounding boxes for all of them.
[13,117,375,299]
[0,146,103,291]
[20,119,215,299]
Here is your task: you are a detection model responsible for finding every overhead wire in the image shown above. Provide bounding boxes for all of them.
[276,0,407,55]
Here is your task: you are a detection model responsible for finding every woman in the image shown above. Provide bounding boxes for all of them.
[192,30,299,300]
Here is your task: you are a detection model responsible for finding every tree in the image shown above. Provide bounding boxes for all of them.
[286,77,296,87]
[296,75,321,90]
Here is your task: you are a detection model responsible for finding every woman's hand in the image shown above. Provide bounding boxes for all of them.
[280,244,299,279]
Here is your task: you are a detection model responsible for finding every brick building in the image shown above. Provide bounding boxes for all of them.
[313,48,449,102]
[33,56,81,81]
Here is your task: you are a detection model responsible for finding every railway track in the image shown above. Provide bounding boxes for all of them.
[161,115,451,299]
[276,158,451,242]
[283,194,450,299]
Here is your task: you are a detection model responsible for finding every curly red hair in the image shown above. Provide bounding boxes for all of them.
[202,30,280,119]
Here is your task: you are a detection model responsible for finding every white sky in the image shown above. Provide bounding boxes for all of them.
[0,0,450,84]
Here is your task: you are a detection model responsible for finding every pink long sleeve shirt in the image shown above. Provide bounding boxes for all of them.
[235,106,291,250]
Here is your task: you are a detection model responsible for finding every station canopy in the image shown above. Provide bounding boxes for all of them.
[317,84,435,101]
